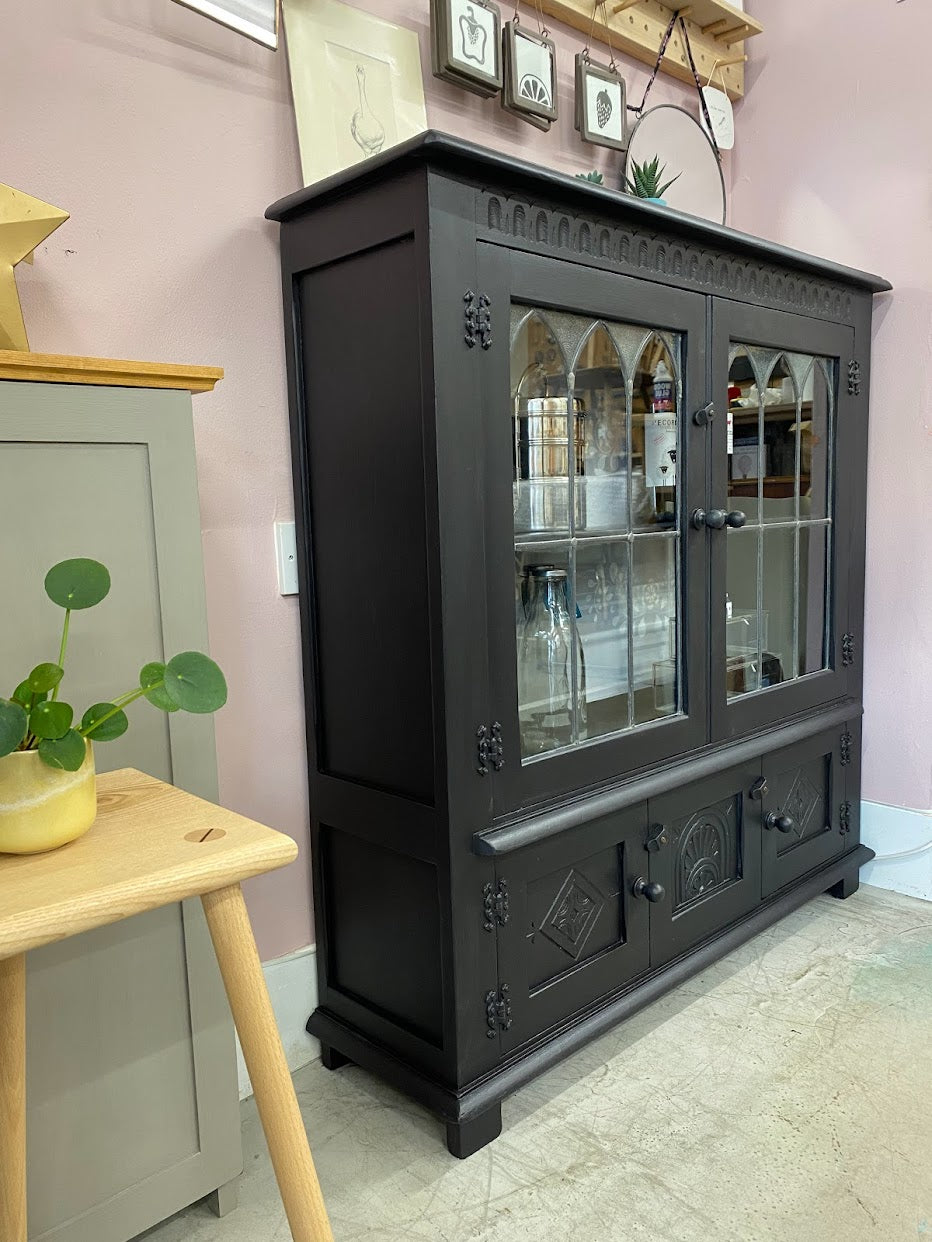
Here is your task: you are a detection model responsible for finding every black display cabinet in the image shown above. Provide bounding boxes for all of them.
[267,133,889,1158]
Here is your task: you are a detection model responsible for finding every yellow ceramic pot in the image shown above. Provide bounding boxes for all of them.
[0,742,97,854]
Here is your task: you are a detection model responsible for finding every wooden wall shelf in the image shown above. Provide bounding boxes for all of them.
[538,0,762,100]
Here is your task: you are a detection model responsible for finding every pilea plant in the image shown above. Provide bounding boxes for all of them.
[625,154,681,200]
[0,558,226,771]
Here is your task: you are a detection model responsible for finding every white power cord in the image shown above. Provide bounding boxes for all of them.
[870,839,932,862]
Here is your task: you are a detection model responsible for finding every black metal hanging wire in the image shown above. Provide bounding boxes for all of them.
[582,0,619,73]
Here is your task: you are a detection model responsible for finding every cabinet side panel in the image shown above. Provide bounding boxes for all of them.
[297,237,436,804]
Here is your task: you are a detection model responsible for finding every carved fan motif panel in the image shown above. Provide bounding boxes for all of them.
[670,796,740,912]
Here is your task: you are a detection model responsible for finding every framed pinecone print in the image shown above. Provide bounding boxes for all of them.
[432,0,503,98]
[575,54,626,151]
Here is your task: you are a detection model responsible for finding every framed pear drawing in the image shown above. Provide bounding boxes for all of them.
[432,0,502,97]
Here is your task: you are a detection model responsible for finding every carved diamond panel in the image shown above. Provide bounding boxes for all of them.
[540,869,605,959]
[783,771,820,840]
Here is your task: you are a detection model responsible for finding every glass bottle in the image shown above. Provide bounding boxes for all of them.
[517,566,586,756]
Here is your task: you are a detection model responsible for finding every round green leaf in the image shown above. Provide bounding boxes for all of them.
[44,558,111,610]
[0,699,27,757]
[163,652,227,714]
[81,702,128,741]
[140,661,179,713]
[11,680,41,708]
[38,729,86,772]
[29,700,73,740]
[27,663,64,694]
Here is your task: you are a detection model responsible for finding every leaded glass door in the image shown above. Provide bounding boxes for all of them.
[479,247,708,814]
[711,300,854,739]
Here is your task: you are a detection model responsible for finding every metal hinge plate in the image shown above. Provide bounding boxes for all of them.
[840,731,853,766]
[842,632,855,667]
[476,722,504,775]
[847,360,861,396]
[483,879,510,930]
[485,984,512,1037]
[839,801,852,834]
[464,290,492,350]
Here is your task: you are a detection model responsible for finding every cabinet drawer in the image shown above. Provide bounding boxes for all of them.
[494,805,650,1052]
[760,726,848,897]
[647,762,762,968]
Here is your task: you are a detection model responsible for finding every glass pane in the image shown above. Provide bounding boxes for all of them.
[762,526,795,687]
[760,355,797,522]
[515,548,579,758]
[576,541,630,739]
[727,347,761,523]
[799,524,829,675]
[800,362,832,520]
[726,526,760,698]
[631,336,679,533]
[632,535,678,723]
[511,313,572,537]
[573,326,628,535]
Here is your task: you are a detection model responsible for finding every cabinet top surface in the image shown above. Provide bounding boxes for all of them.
[0,768,297,959]
[266,131,890,296]
[0,350,224,392]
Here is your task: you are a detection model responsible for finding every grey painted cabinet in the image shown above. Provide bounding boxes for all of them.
[0,372,241,1240]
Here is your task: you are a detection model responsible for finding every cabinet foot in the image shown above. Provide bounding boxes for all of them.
[828,871,859,900]
[320,1043,353,1072]
[207,1177,239,1218]
[445,1105,502,1159]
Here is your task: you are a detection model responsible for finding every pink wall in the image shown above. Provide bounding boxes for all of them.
[730,1,932,814]
[3,0,709,959]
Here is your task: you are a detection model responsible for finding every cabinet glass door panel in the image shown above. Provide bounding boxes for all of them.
[712,299,853,739]
[483,247,707,813]
[512,306,683,762]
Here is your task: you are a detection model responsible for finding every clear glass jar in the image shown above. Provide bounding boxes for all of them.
[517,566,586,756]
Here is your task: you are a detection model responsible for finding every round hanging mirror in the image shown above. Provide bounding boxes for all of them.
[624,104,726,225]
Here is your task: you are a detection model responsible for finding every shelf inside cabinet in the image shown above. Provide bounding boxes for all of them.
[537,0,762,100]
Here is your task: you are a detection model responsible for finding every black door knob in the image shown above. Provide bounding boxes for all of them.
[691,508,727,529]
[632,877,665,902]
[725,510,747,528]
[765,812,795,834]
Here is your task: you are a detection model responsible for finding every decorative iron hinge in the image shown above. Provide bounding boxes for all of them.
[839,801,852,835]
[483,879,510,930]
[644,822,669,853]
[840,731,853,766]
[476,721,504,775]
[847,360,861,396]
[841,632,855,667]
[464,290,492,350]
[485,984,512,1037]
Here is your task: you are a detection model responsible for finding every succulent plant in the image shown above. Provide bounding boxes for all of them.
[575,170,604,184]
[625,155,681,200]
[0,559,227,771]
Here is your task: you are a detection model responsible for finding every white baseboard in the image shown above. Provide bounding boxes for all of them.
[236,944,320,1099]
[860,800,932,903]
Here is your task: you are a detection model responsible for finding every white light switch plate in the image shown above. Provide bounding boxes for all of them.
[274,521,299,595]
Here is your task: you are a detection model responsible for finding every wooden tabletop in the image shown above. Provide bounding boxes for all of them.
[0,769,297,960]
[0,351,223,393]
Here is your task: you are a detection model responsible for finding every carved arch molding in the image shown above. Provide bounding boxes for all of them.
[479,193,854,324]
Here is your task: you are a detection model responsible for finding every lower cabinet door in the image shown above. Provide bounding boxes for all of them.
[647,762,763,967]
[760,726,847,898]
[495,805,650,1053]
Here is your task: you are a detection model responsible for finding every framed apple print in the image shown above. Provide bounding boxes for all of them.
[575,54,626,150]
[502,21,557,122]
[432,0,502,97]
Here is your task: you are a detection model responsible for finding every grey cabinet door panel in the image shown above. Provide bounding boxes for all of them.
[0,380,241,1241]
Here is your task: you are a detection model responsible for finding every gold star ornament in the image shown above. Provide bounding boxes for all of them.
[0,184,69,351]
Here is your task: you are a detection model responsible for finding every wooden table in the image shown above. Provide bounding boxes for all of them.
[0,769,334,1242]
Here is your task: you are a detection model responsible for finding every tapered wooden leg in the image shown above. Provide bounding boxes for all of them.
[0,953,27,1242]
[202,885,333,1242]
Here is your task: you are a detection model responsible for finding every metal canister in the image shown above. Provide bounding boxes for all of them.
[513,396,586,533]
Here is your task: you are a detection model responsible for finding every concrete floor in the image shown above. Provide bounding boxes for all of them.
[139,885,932,1242]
